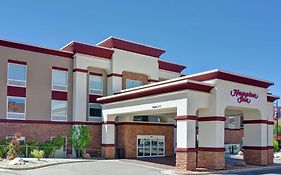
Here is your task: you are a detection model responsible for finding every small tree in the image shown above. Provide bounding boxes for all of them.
[273,139,279,152]
[71,125,91,157]
[31,149,44,161]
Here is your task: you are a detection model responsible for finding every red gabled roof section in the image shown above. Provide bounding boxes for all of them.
[0,39,73,58]
[188,69,274,88]
[97,37,165,58]
[61,41,114,59]
[267,95,280,102]
[159,60,186,73]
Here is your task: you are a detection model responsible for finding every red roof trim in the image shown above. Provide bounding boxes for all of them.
[267,95,279,102]
[98,81,213,104]
[197,116,225,122]
[243,120,269,124]
[73,68,88,73]
[97,37,165,58]
[62,42,113,59]
[89,72,103,76]
[148,79,159,83]
[189,70,273,88]
[159,60,186,73]
[0,39,73,58]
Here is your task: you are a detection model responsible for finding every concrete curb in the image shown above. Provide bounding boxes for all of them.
[162,164,281,175]
[0,160,94,170]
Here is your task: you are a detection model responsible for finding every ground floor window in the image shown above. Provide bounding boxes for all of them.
[88,103,102,122]
[137,135,165,158]
[7,96,26,120]
[51,100,67,121]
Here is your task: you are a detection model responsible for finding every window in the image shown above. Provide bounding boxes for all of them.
[126,79,142,89]
[133,115,161,122]
[51,100,67,121]
[7,96,26,120]
[8,63,26,87]
[89,103,102,122]
[52,70,68,91]
[228,116,236,129]
[137,135,165,157]
[89,75,103,95]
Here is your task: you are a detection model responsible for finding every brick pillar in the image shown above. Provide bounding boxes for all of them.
[101,121,116,159]
[267,147,274,165]
[175,115,197,171]
[197,117,225,170]
[243,120,270,165]
[267,120,274,165]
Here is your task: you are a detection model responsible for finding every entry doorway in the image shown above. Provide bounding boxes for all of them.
[137,135,165,158]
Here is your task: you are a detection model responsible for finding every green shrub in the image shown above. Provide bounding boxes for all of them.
[52,136,64,150]
[0,146,6,158]
[273,139,279,152]
[31,149,44,161]
[27,139,39,157]
[39,141,54,158]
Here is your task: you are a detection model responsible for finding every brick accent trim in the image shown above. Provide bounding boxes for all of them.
[102,121,115,125]
[243,146,270,150]
[101,144,115,147]
[243,120,269,124]
[175,148,197,152]
[197,147,226,152]
[73,68,88,73]
[107,73,122,78]
[116,122,175,126]
[8,59,27,65]
[197,116,225,122]
[0,119,101,125]
[7,86,26,97]
[175,115,197,121]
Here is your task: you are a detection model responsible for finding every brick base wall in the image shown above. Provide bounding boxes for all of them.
[0,121,101,154]
[176,151,196,170]
[101,146,115,159]
[267,148,274,165]
[197,151,225,170]
[116,123,174,158]
[224,129,244,144]
[243,149,268,166]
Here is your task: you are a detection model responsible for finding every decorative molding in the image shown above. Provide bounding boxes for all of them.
[158,60,186,73]
[8,59,27,65]
[243,120,269,124]
[73,68,88,73]
[102,121,115,125]
[52,66,68,72]
[197,147,226,152]
[175,115,197,121]
[197,116,225,122]
[0,119,102,125]
[89,72,103,76]
[148,79,159,83]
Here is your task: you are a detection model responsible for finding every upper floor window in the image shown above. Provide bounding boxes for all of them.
[7,96,26,120]
[52,69,68,91]
[51,100,67,121]
[126,79,142,89]
[88,103,102,122]
[89,75,103,95]
[8,62,26,87]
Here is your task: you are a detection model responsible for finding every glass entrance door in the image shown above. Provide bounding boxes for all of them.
[137,135,165,158]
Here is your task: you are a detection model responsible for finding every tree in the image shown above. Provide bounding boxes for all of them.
[273,123,281,136]
[71,125,91,157]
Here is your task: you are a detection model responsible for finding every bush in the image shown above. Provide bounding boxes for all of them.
[31,149,44,161]
[273,139,279,152]
[26,139,39,157]
[71,125,91,157]
[52,136,64,150]
[39,141,54,158]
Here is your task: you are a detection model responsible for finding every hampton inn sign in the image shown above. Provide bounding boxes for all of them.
[0,37,278,171]
[230,89,259,104]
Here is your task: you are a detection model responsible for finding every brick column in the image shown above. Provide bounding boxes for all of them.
[197,117,225,170]
[107,73,122,95]
[175,115,197,171]
[267,120,274,164]
[243,120,269,165]
[72,68,88,121]
[101,121,116,159]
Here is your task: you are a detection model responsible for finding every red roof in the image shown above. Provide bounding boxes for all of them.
[159,60,186,73]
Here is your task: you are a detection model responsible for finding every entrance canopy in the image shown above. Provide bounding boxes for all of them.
[97,69,279,170]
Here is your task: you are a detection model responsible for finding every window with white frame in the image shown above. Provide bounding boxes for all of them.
[228,116,236,129]
[51,100,67,121]
[7,96,26,120]
[89,75,103,95]
[52,70,68,91]
[126,79,142,89]
[88,103,102,122]
[8,63,26,87]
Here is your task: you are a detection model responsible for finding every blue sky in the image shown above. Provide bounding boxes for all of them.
[0,1,280,96]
